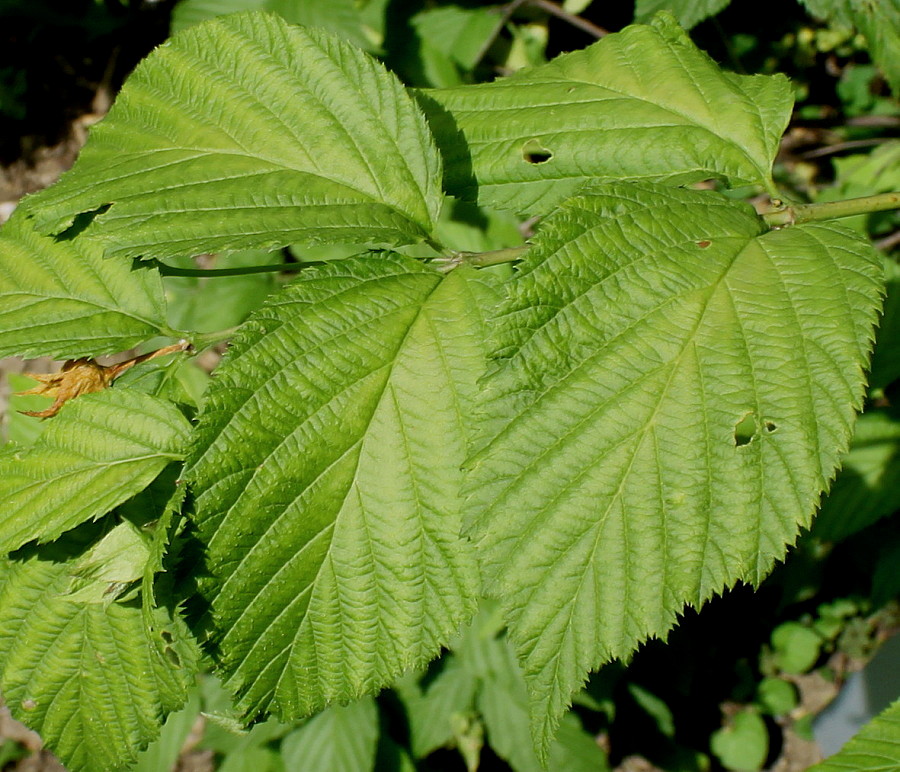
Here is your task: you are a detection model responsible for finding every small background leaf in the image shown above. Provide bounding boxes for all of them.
[0,214,168,359]
[813,410,900,541]
[27,12,442,259]
[279,698,379,772]
[634,0,731,30]
[172,0,378,53]
[799,0,900,94]
[710,709,769,772]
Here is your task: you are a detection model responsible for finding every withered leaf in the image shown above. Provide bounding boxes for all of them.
[17,341,190,418]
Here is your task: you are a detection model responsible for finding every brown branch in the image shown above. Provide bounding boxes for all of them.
[525,0,609,38]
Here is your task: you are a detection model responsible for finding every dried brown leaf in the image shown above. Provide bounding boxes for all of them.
[16,341,190,418]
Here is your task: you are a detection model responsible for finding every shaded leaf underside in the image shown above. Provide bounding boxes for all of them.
[464,181,882,752]
[187,255,492,719]
[26,12,442,258]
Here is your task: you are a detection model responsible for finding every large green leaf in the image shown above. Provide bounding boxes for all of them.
[187,255,493,719]
[0,529,197,772]
[0,214,168,359]
[0,388,190,554]
[634,0,731,29]
[808,699,900,771]
[464,181,882,753]
[27,13,442,258]
[417,14,792,213]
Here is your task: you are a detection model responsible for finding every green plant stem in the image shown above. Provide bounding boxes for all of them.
[435,245,530,273]
[187,327,240,349]
[762,192,900,227]
[154,261,301,278]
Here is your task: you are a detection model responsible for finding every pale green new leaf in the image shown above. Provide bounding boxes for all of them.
[187,255,494,720]
[0,531,196,772]
[808,699,900,771]
[280,698,379,772]
[465,182,882,753]
[0,388,190,554]
[417,14,792,213]
[0,214,168,359]
[634,0,731,30]
[27,13,442,258]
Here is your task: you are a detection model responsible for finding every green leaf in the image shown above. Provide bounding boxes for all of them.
[476,640,608,772]
[627,683,675,738]
[464,181,882,753]
[5,373,47,446]
[870,254,900,390]
[634,0,731,29]
[63,519,150,604]
[132,689,202,772]
[394,663,479,759]
[418,14,792,213]
[0,214,168,359]
[187,255,493,720]
[447,604,609,772]
[0,388,190,555]
[771,622,822,674]
[808,698,900,771]
[280,698,379,772]
[0,531,196,771]
[409,6,502,87]
[813,410,900,541]
[27,12,442,259]
[710,709,768,771]
[755,677,798,716]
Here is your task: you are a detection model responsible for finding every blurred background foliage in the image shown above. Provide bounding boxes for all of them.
[0,1,898,770]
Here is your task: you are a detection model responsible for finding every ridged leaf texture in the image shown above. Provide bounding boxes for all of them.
[0,531,197,772]
[418,13,792,213]
[464,181,882,753]
[0,214,167,358]
[808,699,900,771]
[26,12,442,258]
[0,389,191,554]
[187,255,493,719]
